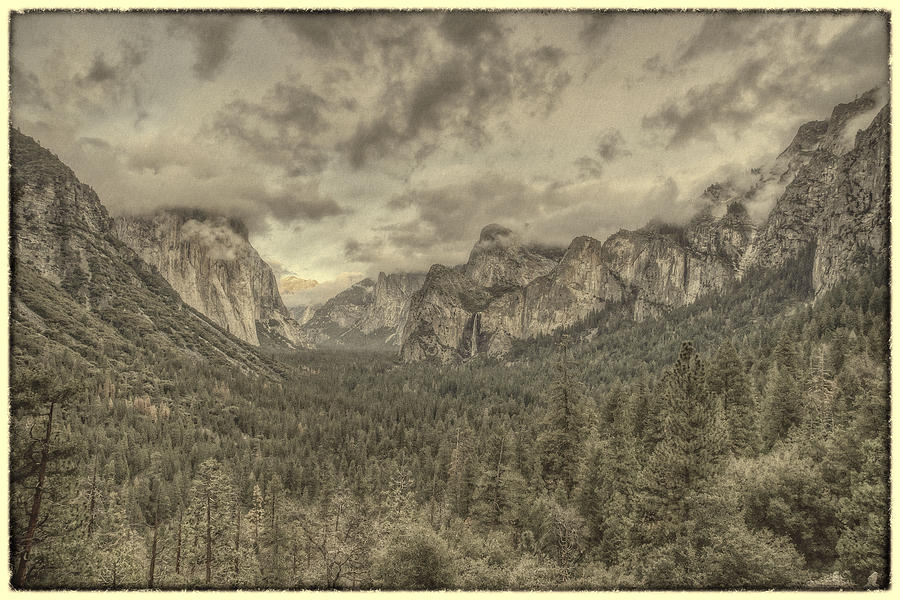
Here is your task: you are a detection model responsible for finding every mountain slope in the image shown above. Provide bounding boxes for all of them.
[10,128,287,378]
[113,210,308,349]
[300,271,425,348]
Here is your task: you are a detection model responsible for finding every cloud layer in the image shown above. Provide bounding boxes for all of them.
[10,11,889,305]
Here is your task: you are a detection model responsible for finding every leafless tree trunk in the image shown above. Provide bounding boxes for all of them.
[87,460,98,538]
[234,502,241,579]
[175,510,183,575]
[205,490,212,586]
[13,400,55,588]
[148,499,159,587]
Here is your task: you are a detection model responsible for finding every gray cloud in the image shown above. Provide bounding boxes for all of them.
[211,82,339,176]
[343,237,386,263]
[596,129,630,161]
[677,12,786,63]
[344,13,571,169]
[642,14,888,147]
[382,174,583,255]
[75,43,147,99]
[265,193,347,223]
[11,62,49,111]
[283,11,428,71]
[168,15,239,80]
[11,39,148,129]
[77,136,111,150]
[574,156,603,179]
[10,11,887,290]
[580,12,616,45]
[574,129,628,179]
[371,172,700,272]
[439,10,503,46]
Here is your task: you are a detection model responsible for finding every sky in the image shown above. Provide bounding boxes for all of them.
[10,10,889,306]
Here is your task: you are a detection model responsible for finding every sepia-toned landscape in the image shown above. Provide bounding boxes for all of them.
[7,10,890,590]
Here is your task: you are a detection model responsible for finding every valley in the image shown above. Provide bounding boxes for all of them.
[7,10,890,591]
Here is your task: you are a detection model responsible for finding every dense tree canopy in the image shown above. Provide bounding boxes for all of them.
[9,254,889,589]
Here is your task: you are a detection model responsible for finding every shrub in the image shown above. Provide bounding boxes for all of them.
[373,524,453,590]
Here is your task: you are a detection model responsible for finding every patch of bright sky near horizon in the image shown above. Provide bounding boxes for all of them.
[10,11,888,306]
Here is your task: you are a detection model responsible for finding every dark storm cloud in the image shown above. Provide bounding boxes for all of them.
[168,16,239,80]
[344,13,571,169]
[343,237,385,263]
[379,172,697,262]
[574,129,628,179]
[642,58,778,146]
[642,14,888,148]
[438,10,503,46]
[129,177,349,234]
[212,82,340,176]
[83,55,117,83]
[596,129,630,161]
[574,156,603,179]
[383,174,573,250]
[283,12,427,69]
[11,41,149,124]
[285,13,337,50]
[10,61,49,110]
[229,83,329,133]
[264,194,346,223]
[579,12,616,45]
[77,43,147,89]
[676,13,786,63]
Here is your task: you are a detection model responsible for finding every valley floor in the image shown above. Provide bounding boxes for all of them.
[8,253,889,590]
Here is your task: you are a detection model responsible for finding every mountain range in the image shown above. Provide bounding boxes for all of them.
[9,89,889,366]
[398,90,889,362]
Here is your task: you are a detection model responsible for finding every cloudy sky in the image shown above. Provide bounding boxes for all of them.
[10,10,888,306]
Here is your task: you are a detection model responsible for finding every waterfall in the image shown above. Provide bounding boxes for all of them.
[470,312,479,356]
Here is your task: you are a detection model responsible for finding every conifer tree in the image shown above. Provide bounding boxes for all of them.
[184,459,235,587]
[630,342,728,586]
[537,349,588,498]
[760,333,803,449]
[708,342,757,455]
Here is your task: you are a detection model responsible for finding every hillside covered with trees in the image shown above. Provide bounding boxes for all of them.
[10,248,888,589]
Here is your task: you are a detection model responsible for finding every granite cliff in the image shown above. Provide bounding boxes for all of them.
[399,92,889,362]
[300,272,425,348]
[113,211,308,349]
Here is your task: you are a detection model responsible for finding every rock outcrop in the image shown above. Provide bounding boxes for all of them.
[399,91,889,362]
[11,128,114,296]
[113,210,308,349]
[750,102,889,296]
[301,272,425,348]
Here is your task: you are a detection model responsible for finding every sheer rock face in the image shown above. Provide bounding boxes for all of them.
[113,211,308,349]
[301,272,426,348]
[358,272,427,342]
[11,128,114,294]
[399,93,889,362]
[811,104,889,295]
[464,224,558,288]
[401,217,753,362]
[400,265,477,362]
[750,103,889,297]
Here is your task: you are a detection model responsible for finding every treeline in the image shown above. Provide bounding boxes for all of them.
[9,257,888,589]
